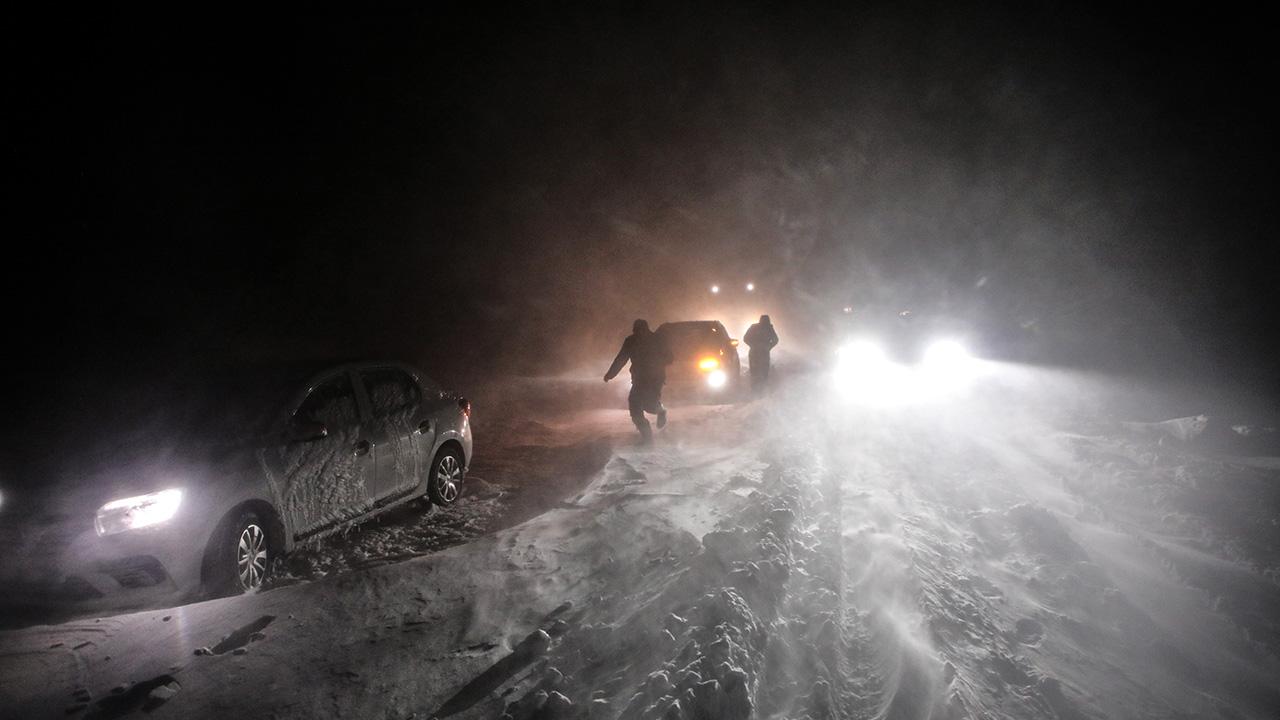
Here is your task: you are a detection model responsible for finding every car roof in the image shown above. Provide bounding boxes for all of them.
[299,361,434,389]
[657,320,727,331]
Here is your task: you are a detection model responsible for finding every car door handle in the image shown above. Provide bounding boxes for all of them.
[353,440,371,457]
[417,419,432,434]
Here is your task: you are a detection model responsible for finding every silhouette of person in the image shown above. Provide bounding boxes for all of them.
[743,314,779,394]
[604,319,674,443]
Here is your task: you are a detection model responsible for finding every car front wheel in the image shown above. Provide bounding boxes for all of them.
[207,510,271,596]
[428,446,464,506]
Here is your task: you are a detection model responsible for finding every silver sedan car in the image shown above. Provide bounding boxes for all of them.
[0,361,472,608]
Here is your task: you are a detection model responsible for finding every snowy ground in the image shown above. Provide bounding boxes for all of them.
[1,367,1278,719]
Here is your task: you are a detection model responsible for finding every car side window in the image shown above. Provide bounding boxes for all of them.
[295,375,359,429]
[360,368,421,417]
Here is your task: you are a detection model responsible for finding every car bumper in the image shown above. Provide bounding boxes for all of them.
[462,419,474,471]
[0,517,206,608]
[663,371,740,399]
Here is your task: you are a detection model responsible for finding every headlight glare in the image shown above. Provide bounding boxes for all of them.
[95,488,183,536]
[707,369,728,388]
[698,357,720,371]
[923,340,972,368]
[835,339,889,373]
[833,339,900,404]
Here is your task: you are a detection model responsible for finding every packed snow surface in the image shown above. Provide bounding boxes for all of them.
[1,369,1278,719]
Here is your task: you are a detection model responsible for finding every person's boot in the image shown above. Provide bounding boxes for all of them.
[634,416,653,445]
[656,405,668,429]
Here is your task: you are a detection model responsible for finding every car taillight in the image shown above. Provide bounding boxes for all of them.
[458,397,471,417]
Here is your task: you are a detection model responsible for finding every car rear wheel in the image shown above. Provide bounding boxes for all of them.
[207,510,271,596]
[428,446,464,506]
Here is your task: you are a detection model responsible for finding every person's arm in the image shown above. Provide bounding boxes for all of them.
[768,326,779,349]
[604,339,631,381]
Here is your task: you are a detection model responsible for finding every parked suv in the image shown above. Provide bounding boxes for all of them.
[0,361,472,608]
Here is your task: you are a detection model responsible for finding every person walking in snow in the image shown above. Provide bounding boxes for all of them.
[743,314,779,395]
[604,319,673,444]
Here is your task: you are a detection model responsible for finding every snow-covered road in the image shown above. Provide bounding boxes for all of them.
[2,370,1278,719]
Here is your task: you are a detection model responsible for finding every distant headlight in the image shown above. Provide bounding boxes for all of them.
[698,357,720,371]
[834,337,981,406]
[95,488,183,536]
[707,369,728,388]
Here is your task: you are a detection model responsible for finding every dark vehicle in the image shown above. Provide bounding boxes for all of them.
[0,361,473,609]
[656,320,742,400]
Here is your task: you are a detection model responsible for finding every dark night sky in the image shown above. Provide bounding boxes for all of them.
[7,3,1279,447]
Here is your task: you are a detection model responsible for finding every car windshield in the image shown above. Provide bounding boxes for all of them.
[177,363,317,440]
[3,361,324,495]
[658,323,725,358]
[86,362,317,462]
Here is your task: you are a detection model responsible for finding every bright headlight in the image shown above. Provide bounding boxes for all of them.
[833,339,902,404]
[919,339,979,395]
[923,340,972,368]
[698,357,720,371]
[836,339,889,372]
[707,369,728,388]
[95,488,183,536]
[835,338,980,406]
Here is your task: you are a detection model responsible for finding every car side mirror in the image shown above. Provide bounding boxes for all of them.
[288,420,328,442]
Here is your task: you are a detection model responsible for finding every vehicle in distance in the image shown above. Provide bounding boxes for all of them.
[656,320,742,400]
[0,361,472,608]
[831,307,982,405]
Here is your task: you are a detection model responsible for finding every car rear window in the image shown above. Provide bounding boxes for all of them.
[659,323,725,358]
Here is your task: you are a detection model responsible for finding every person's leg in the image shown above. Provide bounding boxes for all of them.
[639,383,667,430]
[629,384,653,442]
[653,386,668,429]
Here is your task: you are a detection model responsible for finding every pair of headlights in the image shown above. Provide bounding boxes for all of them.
[837,339,972,370]
[833,339,979,405]
[94,488,184,537]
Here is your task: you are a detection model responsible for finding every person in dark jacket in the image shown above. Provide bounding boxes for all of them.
[743,314,779,394]
[604,319,674,443]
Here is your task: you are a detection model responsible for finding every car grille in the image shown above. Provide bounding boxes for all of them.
[0,511,107,602]
[99,556,167,588]
[57,576,105,600]
[0,514,89,575]
[0,522,24,547]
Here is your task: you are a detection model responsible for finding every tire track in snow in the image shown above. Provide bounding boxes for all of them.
[823,441,950,720]
[818,405,1219,719]
[818,410,1096,720]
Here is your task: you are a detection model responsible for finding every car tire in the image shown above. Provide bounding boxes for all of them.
[428,446,465,507]
[207,510,272,597]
